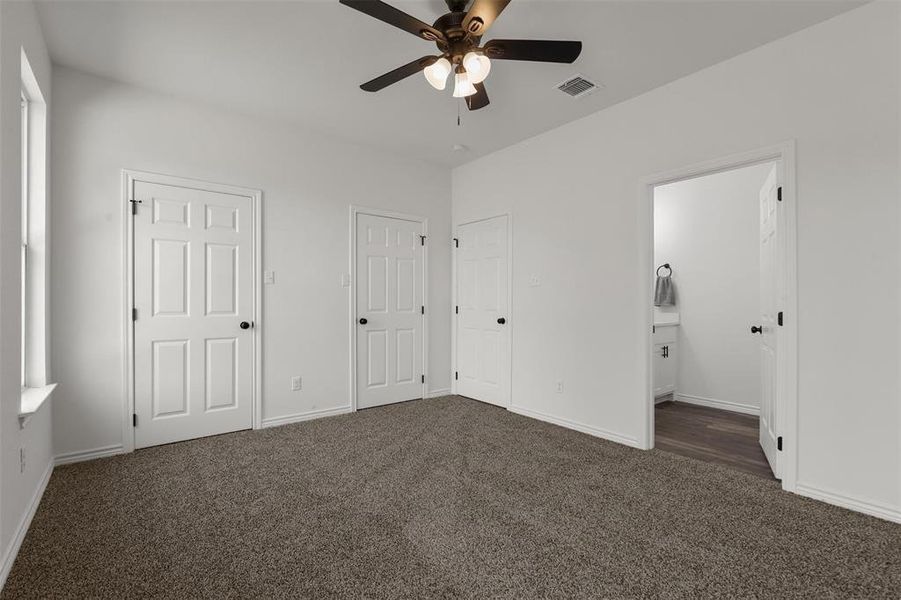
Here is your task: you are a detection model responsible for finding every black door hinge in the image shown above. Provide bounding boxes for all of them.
[453,237,459,248]
[420,235,426,246]
[133,413,137,427]
[777,436,783,451]
[455,305,459,314]
[129,198,143,215]
[421,305,425,315]
[777,186,783,202]
[132,308,138,321]
[652,325,656,333]
[778,311,783,326]
[455,371,458,380]
[421,374,425,384]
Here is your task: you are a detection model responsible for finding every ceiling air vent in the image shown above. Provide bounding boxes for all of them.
[556,75,599,99]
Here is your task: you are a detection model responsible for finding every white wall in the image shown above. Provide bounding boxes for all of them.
[654,163,772,411]
[0,0,54,584]
[453,2,900,518]
[50,67,452,458]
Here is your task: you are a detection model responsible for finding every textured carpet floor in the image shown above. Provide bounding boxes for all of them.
[4,396,900,599]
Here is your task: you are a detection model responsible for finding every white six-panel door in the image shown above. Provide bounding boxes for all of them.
[133,180,254,448]
[355,213,424,409]
[455,215,510,407]
[758,165,781,478]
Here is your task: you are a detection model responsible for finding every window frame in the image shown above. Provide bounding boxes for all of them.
[18,48,55,427]
[21,90,30,390]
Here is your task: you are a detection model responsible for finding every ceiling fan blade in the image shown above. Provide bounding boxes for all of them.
[466,82,489,111]
[462,0,512,37]
[360,56,438,92]
[483,39,582,63]
[339,0,446,43]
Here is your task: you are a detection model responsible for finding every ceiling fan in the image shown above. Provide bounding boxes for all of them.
[339,0,582,110]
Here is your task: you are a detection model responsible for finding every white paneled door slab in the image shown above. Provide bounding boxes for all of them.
[455,216,510,407]
[355,213,424,409]
[133,180,255,448]
[758,164,781,478]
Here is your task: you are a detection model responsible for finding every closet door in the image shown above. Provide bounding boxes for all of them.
[455,215,510,407]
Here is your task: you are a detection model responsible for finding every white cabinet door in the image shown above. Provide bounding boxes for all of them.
[355,213,424,409]
[653,342,676,397]
[758,165,781,478]
[133,181,254,449]
[456,216,510,407]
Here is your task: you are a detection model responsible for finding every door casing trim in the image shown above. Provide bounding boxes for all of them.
[122,169,263,453]
[349,206,429,412]
[637,141,798,492]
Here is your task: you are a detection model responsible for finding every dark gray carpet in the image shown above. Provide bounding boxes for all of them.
[4,396,900,599]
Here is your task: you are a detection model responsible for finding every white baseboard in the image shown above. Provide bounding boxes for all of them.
[675,393,760,416]
[509,405,640,449]
[795,483,901,524]
[0,459,53,590]
[54,444,124,466]
[261,405,354,428]
[426,388,452,398]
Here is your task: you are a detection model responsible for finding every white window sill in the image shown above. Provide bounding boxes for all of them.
[19,383,56,429]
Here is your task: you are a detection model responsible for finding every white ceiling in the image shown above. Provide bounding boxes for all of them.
[36,0,863,167]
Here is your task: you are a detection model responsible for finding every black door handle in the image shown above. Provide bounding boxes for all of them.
[497,317,506,324]
[240,321,251,330]
[751,325,763,334]
[359,318,368,325]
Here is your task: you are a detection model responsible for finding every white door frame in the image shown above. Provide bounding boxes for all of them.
[122,169,263,453]
[637,141,798,492]
[349,206,428,411]
[451,213,514,407]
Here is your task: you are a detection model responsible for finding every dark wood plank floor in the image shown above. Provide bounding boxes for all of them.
[655,398,775,480]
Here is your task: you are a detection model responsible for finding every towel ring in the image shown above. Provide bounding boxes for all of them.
[656,263,672,277]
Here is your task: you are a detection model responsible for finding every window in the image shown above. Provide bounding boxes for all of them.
[21,91,29,389]
[19,49,54,425]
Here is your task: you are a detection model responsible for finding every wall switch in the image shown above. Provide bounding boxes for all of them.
[340,273,351,288]
[263,271,276,285]
[555,381,564,394]
[291,376,302,391]
[529,274,541,287]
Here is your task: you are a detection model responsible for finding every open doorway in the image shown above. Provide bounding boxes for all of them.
[641,145,797,488]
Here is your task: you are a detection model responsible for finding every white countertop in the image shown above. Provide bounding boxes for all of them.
[653,311,680,327]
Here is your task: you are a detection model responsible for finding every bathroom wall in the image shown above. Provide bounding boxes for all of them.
[654,162,773,412]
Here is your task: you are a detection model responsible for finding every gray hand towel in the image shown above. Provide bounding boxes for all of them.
[654,275,675,307]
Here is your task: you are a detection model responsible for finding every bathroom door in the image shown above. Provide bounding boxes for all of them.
[758,165,781,478]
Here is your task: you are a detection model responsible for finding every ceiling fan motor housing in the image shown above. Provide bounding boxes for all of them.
[432,11,481,62]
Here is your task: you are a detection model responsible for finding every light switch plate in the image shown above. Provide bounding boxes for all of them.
[291,376,302,391]
[263,271,276,285]
[529,274,541,287]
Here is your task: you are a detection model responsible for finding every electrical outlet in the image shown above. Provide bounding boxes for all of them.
[340,273,351,288]
[291,376,302,391]
[529,274,541,287]
[555,381,564,394]
[19,448,25,473]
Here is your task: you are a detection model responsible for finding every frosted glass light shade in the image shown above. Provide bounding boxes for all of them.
[453,71,477,98]
[463,52,491,84]
[424,58,452,90]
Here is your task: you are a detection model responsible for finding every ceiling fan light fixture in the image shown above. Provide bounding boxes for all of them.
[463,52,491,84]
[424,57,452,90]
[453,68,477,98]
